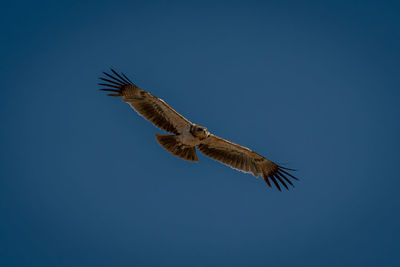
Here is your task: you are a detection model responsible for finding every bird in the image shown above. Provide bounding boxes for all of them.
[100,69,298,191]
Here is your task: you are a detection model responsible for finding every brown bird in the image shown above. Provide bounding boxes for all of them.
[100,69,298,191]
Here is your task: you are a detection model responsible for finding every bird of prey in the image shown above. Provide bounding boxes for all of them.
[100,69,298,191]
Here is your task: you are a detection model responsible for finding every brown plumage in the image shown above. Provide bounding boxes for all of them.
[100,69,298,191]
[155,134,198,162]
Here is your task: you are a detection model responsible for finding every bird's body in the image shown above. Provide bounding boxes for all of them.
[100,69,298,191]
[179,125,208,146]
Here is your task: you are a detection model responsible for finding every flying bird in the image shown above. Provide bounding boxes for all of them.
[100,69,298,191]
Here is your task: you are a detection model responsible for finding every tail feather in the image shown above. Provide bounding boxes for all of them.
[155,134,198,162]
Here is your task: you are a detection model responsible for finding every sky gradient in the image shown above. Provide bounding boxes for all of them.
[1,1,400,266]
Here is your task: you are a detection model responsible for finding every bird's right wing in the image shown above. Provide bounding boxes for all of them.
[100,69,192,134]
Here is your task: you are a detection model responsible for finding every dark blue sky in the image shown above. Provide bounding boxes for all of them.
[1,1,399,266]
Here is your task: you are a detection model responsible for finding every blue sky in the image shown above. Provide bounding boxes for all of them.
[1,1,399,266]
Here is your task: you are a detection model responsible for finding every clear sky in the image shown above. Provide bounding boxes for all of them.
[1,1,399,266]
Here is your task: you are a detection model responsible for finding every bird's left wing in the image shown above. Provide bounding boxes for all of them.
[197,135,298,190]
[100,69,192,134]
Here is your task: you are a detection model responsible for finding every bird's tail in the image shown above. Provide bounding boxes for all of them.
[155,134,198,162]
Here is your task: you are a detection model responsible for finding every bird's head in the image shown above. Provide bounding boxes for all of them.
[193,125,210,139]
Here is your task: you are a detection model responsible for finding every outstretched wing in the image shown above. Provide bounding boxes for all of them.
[99,69,192,134]
[197,135,298,191]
